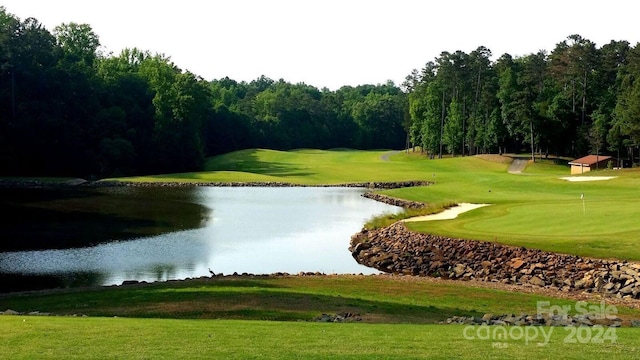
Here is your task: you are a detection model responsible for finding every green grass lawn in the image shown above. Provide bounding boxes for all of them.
[2,316,637,359]
[112,149,435,184]
[3,275,640,359]
[394,161,640,260]
[8,275,640,323]
[112,149,640,261]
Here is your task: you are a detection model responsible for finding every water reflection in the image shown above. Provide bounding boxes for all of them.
[0,187,211,251]
[0,187,400,291]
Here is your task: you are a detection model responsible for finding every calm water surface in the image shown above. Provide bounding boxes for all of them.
[0,187,400,290]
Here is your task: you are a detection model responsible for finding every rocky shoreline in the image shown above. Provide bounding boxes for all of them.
[87,179,432,190]
[1,179,431,210]
[361,192,426,209]
[0,178,431,190]
[350,222,640,300]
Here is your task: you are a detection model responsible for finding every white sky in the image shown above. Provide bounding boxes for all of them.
[3,0,639,90]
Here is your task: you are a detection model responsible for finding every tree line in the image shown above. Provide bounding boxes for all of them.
[406,36,640,165]
[0,8,406,178]
[1,7,640,178]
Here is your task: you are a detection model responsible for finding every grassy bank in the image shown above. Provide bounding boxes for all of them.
[2,275,640,359]
[8,275,640,323]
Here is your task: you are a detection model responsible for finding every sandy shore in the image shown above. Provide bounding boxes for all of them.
[403,203,490,222]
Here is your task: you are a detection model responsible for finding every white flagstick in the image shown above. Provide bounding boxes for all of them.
[581,193,585,215]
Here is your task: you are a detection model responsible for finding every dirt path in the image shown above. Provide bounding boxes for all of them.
[508,158,528,174]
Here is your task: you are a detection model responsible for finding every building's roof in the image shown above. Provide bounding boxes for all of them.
[568,155,612,166]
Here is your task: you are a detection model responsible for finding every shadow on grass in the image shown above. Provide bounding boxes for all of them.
[204,149,315,178]
[0,279,480,324]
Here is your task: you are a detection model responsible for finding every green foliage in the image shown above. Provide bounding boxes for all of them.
[0,7,410,178]
[405,35,640,162]
[444,99,464,155]
[53,22,100,66]
[3,4,640,177]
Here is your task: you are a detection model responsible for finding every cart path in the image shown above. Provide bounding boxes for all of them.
[379,150,400,161]
[508,158,528,174]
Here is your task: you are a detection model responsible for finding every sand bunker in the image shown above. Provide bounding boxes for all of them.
[559,176,617,182]
[403,203,490,222]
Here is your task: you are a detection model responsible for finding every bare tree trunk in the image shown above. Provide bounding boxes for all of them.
[582,70,587,127]
[462,117,465,157]
[462,98,466,157]
[530,119,535,162]
[571,79,576,113]
[439,90,445,159]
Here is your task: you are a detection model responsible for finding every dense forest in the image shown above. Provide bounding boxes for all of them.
[1,7,639,178]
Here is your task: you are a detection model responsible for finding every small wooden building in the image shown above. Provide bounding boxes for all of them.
[568,155,612,175]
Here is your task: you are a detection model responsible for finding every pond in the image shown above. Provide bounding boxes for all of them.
[0,186,401,292]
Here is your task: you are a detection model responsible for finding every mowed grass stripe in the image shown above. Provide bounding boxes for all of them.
[1,316,638,359]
